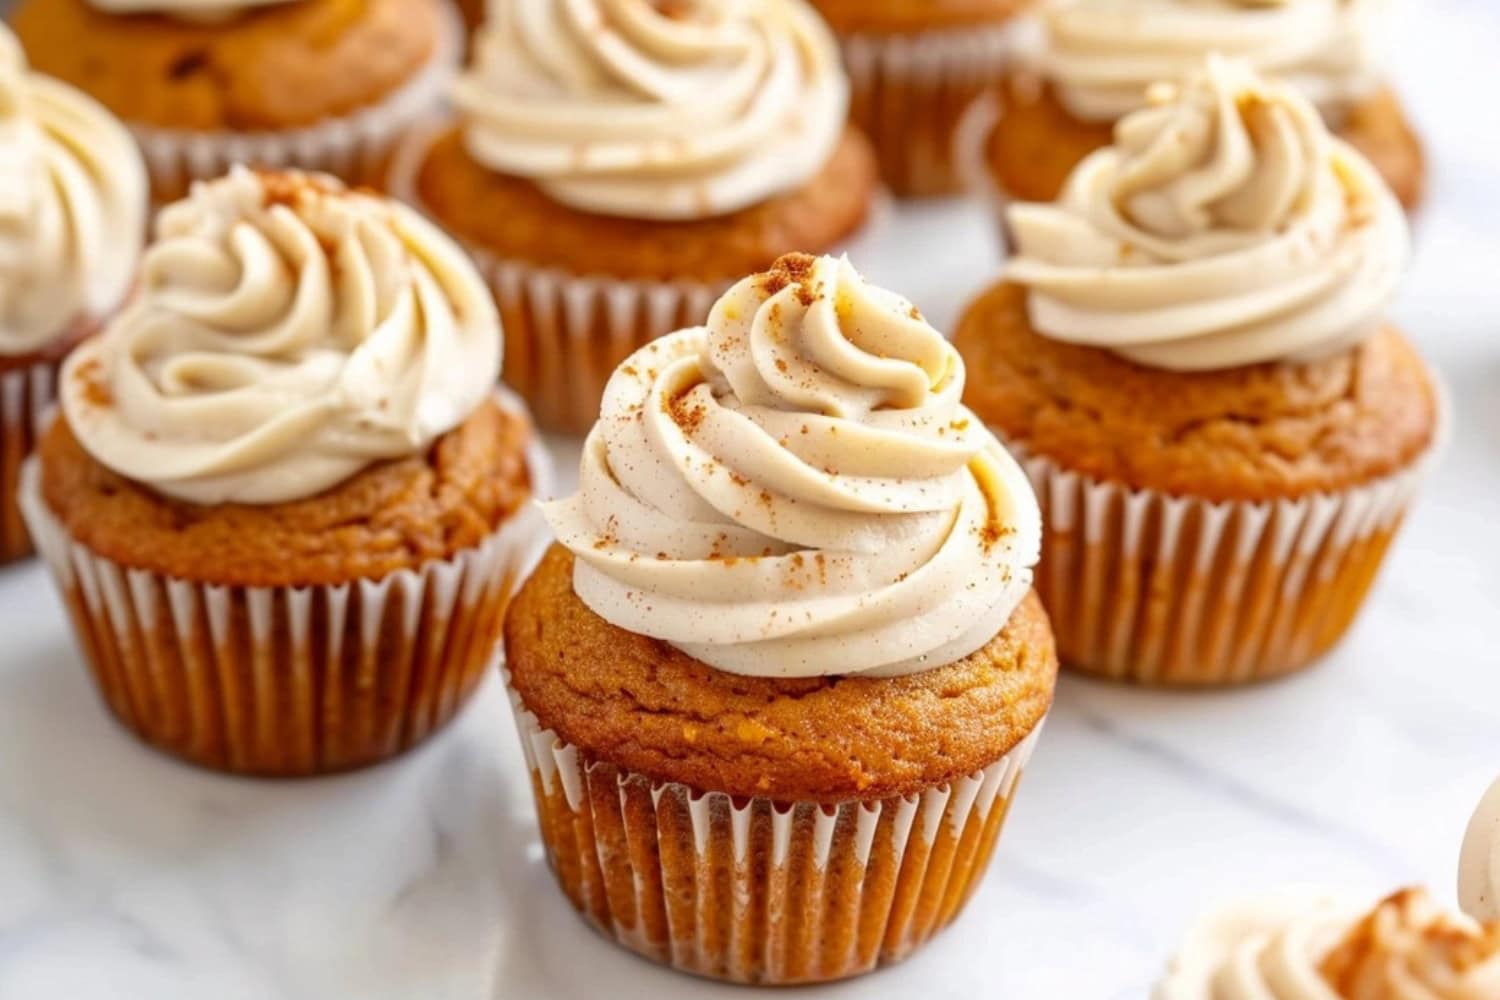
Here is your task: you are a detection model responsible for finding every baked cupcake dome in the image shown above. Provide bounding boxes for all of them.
[955,57,1443,686]
[504,253,1056,983]
[0,26,147,565]
[980,0,1424,212]
[808,0,1033,197]
[386,0,879,435]
[9,0,462,202]
[20,167,542,776]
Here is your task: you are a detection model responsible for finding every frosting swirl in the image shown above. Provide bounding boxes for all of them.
[1158,890,1500,1000]
[59,167,501,506]
[1006,56,1408,372]
[1460,776,1500,924]
[542,254,1042,678]
[452,0,848,220]
[0,27,145,356]
[1038,0,1387,123]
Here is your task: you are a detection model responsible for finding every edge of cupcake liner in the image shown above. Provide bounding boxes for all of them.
[504,672,1045,983]
[129,0,464,198]
[0,358,59,563]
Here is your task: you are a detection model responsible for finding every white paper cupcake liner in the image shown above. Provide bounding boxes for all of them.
[0,357,58,564]
[131,2,463,202]
[19,394,552,776]
[840,21,1027,197]
[386,125,890,435]
[506,679,1044,984]
[998,384,1448,685]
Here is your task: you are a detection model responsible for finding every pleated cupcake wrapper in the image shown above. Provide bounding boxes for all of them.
[18,396,553,776]
[998,384,1449,686]
[131,3,462,202]
[388,126,891,435]
[506,680,1044,985]
[0,358,58,565]
[840,21,1027,197]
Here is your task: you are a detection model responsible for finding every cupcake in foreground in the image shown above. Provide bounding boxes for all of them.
[386,0,879,434]
[954,57,1443,686]
[810,0,1034,197]
[979,0,1424,213]
[1156,888,1500,998]
[504,254,1056,983]
[19,167,541,776]
[8,0,462,202]
[0,27,146,565]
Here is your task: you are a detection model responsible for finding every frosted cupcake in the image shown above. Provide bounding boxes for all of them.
[954,57,1443,685]
[386,0,879,434]
[9,0,462,202]
[20,167,542,776]
[0,27,146,565]
[504,254,1055,983]
[978,0,1424,214]
[809,0,1035,196]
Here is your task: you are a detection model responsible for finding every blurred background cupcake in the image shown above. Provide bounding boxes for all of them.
[8,0,462,203]
[0,26,146,565]
[978,0,1424,214]
[955,57,1443,686]
[19,167,543,776]
[809,0,1035,197]
[385,0,879,435]
[504,254,1055,983]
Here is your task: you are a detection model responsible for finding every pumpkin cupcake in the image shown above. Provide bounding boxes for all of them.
[386,0,879,435]
[976,0,1424,216]
[0,27,147,565]
[8,0,462,203]
[19,167,544,777]
[504,253,1055,983]
[809,0,1034,197]
[954,57,1443,686]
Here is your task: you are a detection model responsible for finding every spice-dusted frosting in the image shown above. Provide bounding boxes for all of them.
[1158,889,1500,999]
[60,167,500,506]
[542,254,1042,679]
[1038,0,1387,123]
[452,0,848,221]
[0,27,145,356]
[1007,56,1408,373]
[1460,776,1500,924]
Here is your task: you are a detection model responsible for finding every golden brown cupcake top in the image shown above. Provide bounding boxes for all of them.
[506,546,1056,802]
[9,0,446,131]
[810,0,1029,35]
[955,282,1437,501]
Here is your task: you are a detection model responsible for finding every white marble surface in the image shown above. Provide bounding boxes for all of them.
[2,3,1499,997]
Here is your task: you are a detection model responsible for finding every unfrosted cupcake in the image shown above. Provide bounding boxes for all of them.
[978,0,1424,214]
[9,0,462,203]
[386,0,879,434]
[809,0,1034,197]
[504,253,1055,983]
[0,28,146,565]
[954,57,1443,686]
[20,167,542,776]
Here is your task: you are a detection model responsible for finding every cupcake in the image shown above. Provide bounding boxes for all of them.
[1156,888,1500,998]
[19,167,543,777]
[0,28,147,565]
[809,0,1034,197]
[385,0,879,435]
[977,0,1424,215]
[9,0,462,203]
[504,253,1055,983]
[954,57,1443,686]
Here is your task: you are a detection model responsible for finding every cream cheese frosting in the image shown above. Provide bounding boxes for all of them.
[1158,889,1500,1000]
[452,0,848,221]
[1460,776,1500,924]
[541,253,1042,679]
[0,27,145,357]
[1006,56,1408,373]
[1037,0,1388,123]
[59,166,500,506]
